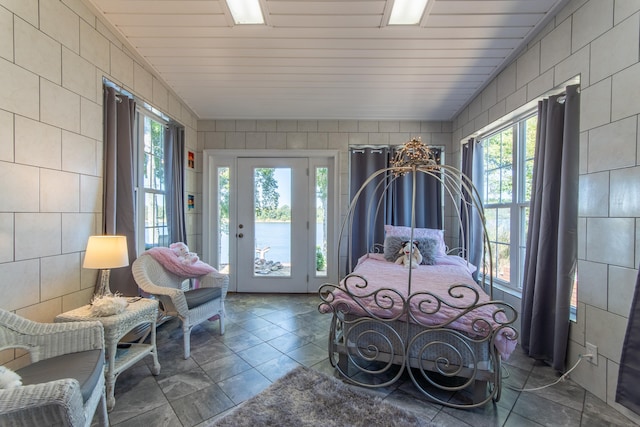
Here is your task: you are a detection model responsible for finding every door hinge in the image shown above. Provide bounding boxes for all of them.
[306,274,309,282]
[307,221,309,230]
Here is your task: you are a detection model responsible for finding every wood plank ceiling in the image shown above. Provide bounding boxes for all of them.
[85,0,569,120]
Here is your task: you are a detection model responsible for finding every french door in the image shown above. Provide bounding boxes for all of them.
[236,158,308,292]
[204,152,336,293]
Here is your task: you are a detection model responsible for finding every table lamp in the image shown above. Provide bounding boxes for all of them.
[83,235,129,297]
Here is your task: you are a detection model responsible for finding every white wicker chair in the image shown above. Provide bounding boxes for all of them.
[132,254,228,359]
[0,309,109,427]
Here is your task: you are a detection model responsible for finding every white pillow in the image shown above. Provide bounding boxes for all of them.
[0,366,22,389]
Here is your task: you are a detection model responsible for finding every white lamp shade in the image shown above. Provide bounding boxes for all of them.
[83,235,129,269]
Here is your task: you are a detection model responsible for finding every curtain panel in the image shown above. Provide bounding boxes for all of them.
[616,264,640,415]
[460,139,484,281]
[165,124,187,245]
[387,147,443,230]
[348,145,444,273]
[103,86,138,296]
[520,84,580,372]
[349,147,389,270]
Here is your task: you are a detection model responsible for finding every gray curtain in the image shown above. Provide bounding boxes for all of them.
[520,84,580,372]
[165,124,186,245]
[103,86,138,296]
[616,265,640,415]
[348,146,443,271]
[460,138,484,281]
[387,147,442,230]
[349,147,389,268]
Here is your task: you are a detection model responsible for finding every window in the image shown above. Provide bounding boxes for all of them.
[137,109,169,250]
[481,113,537,292]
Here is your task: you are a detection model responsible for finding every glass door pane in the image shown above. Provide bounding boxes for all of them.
[217,166,230,274]
[254,167,291,277]
[315,167,328,277]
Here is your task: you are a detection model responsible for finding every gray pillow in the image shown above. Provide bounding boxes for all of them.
[383,236,438,265]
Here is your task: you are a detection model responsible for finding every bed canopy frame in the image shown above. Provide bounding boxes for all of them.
[319,137,519,409]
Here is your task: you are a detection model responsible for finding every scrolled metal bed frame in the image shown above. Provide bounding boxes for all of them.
[318,138,518,409]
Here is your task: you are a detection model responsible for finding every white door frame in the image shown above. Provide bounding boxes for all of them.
[202,149,340,293]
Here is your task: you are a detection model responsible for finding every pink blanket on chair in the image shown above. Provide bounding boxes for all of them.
[144,247,216,278]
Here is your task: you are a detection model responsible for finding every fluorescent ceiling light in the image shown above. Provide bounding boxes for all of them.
[388,0,428,25]
[226,0,265,24]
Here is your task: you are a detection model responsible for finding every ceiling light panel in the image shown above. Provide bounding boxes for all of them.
[388,0,428,25]
[226,0,265,24]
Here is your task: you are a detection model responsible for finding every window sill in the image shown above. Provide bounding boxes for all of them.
[484,280,522,300]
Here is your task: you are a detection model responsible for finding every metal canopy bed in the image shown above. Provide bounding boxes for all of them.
[319,138,518,409]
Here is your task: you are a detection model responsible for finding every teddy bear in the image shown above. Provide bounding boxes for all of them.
[170,242,199,265]
[0,366,22,389]
[394,240,422,269]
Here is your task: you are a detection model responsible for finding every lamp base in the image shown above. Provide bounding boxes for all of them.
[94,269,113,298]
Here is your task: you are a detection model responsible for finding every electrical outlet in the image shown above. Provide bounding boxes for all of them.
[585,342,598,366]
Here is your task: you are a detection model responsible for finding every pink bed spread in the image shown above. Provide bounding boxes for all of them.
[321,253,517,360]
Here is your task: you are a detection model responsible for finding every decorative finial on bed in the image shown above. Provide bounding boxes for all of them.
[390,137,438,175]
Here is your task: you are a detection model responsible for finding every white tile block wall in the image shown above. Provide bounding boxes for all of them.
[40,252,81,300]
[40,169,79,212]
[15,115,61,169]
[80,98,102,140]
[587,116,636,172]
[608,265,638,316]
[576,260,608,309]
[615,0,640,23]
[133,62,153,99]
[0,59,39,119]
[15,213,62,260]
[0,162,39,212]
[580,78,612,131]
[0,7,13,61]
[516,44,540,89]
[0,213,13,263]
[41,79,81,133]
[611,62,640,121]
[61,213,96,253]
[609,166,640,217]
[540,18,572,73]
[571,0,613,52]
[79,20,109,72]
[451,1,640,419]
[0,0,38,26]
[63,48,98,102]
[62,131,98,175]
[0,260,40,311]
[590,14,639,84]
[40,0,79,54]
[80,175,102,213]
[0,0,201,323]
[578,171,609,217]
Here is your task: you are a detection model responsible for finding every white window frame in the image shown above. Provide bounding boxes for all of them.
[479,111,537,294]
[135,106,170,254]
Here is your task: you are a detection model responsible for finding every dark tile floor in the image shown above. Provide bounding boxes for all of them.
[103,293,637,427]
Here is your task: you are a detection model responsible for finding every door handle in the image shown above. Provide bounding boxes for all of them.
[237,233,244,238]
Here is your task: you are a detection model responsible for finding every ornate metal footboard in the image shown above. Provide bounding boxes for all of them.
[318,277,518,409]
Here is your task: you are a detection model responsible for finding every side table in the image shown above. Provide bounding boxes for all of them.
[55,298,161,410]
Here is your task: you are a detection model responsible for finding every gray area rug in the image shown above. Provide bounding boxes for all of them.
[211,366,436,426]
